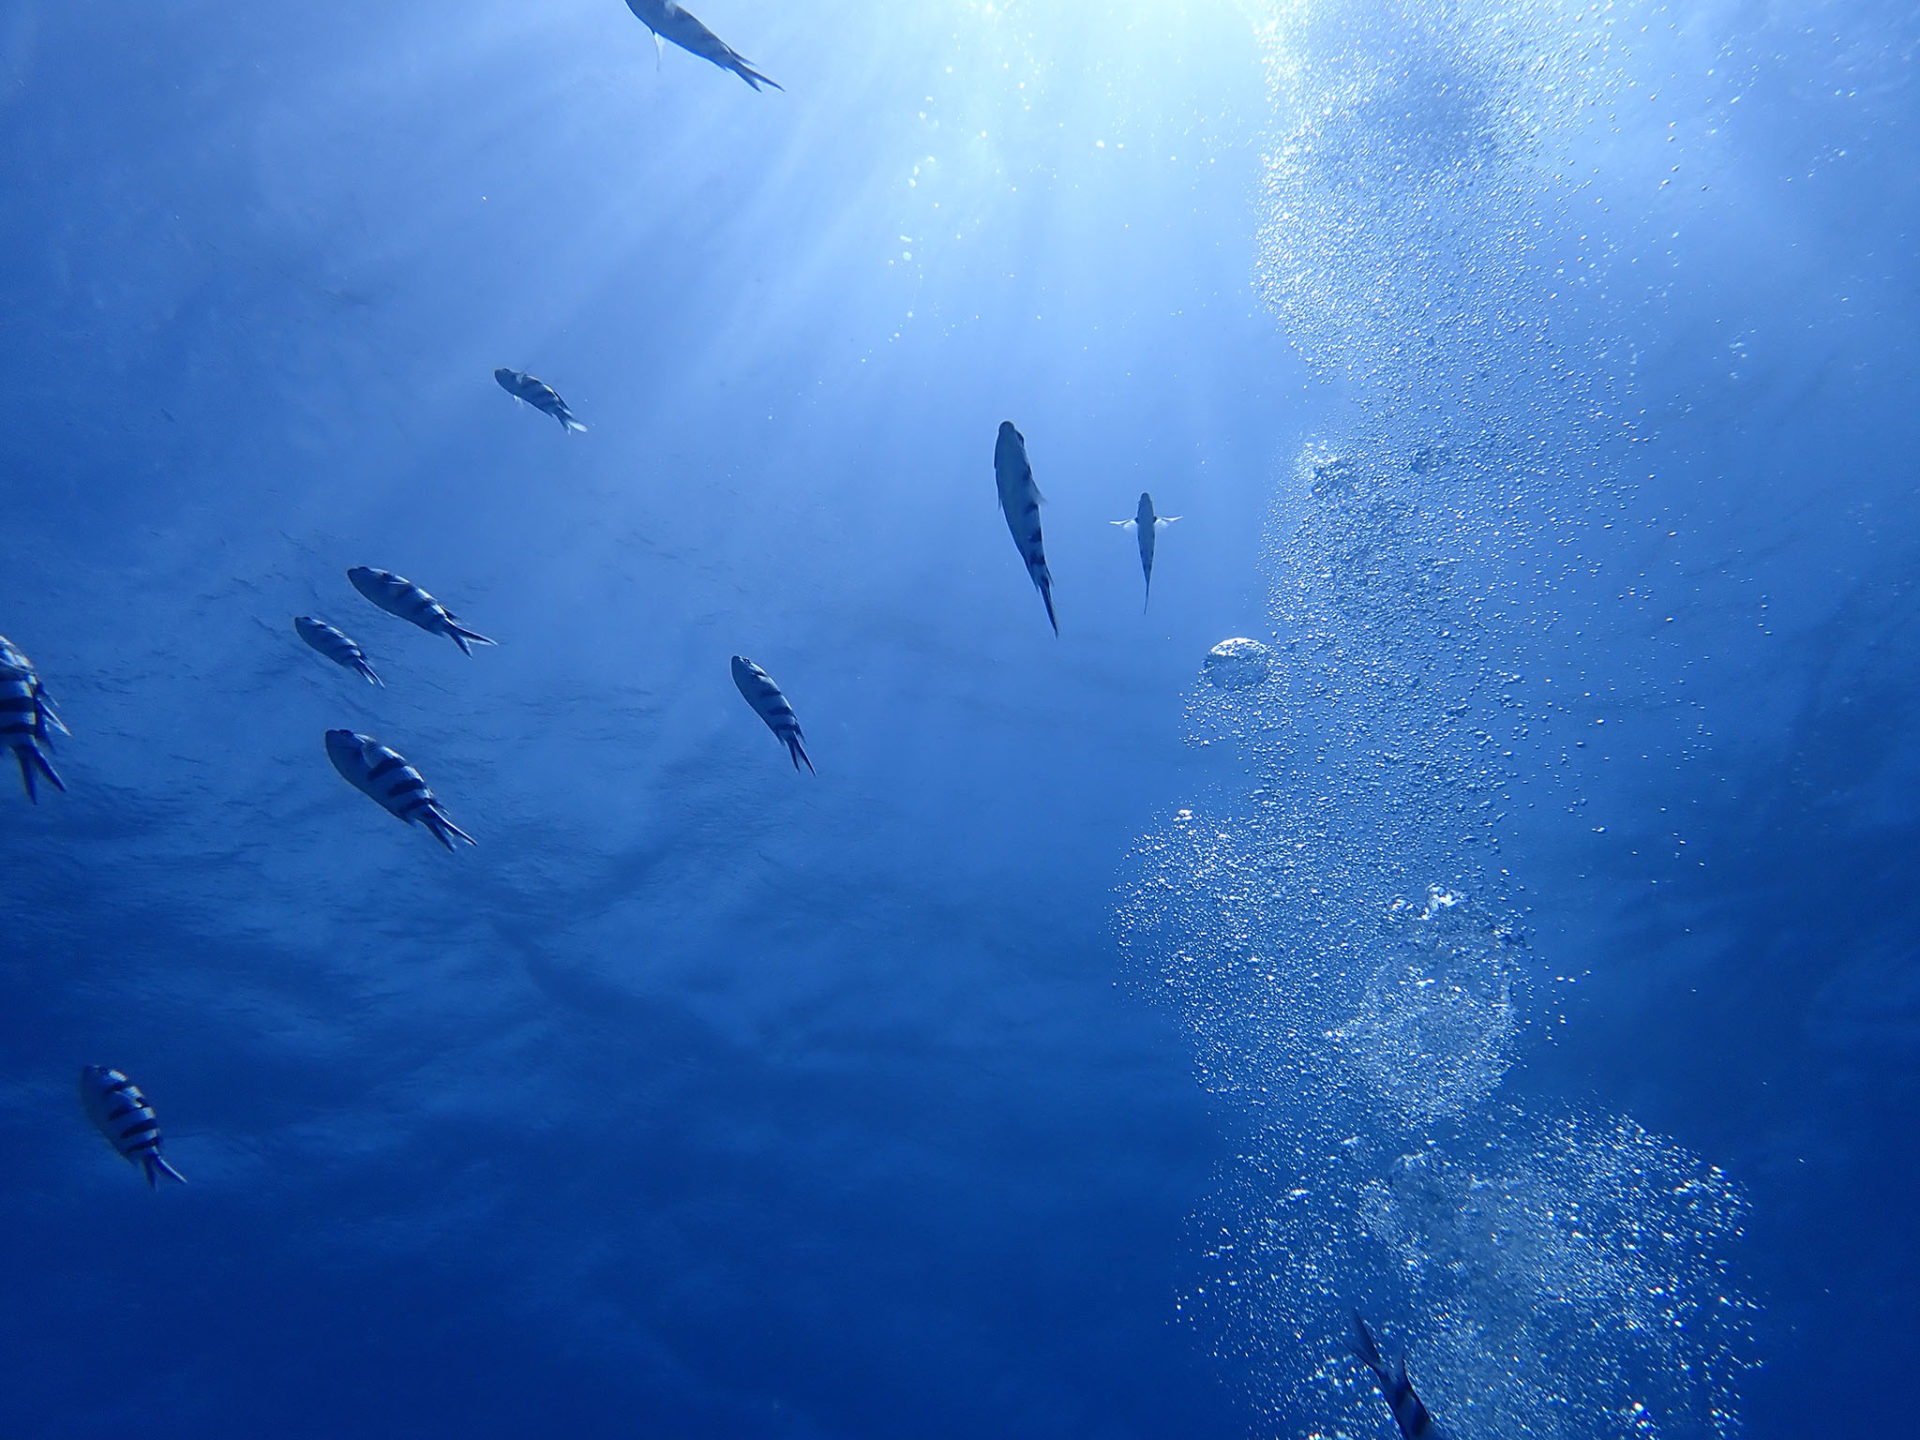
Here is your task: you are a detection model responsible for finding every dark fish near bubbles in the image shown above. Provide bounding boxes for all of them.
[0,634,68,802]
[1350,1312,1445,1439]
[326,730,475,851]
[732,656,813,773]
[79,1066,186,1187]
[993,421,1058,635]
[347,567,497,656]
[494,367,587,433]
[1111,491,1180,613]
[626,0,783,91]
[294,616,381,685]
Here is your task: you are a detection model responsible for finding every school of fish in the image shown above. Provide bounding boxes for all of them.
[7,8,1469,1434]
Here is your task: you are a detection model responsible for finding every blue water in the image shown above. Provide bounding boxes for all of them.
[2,0,1913,1434]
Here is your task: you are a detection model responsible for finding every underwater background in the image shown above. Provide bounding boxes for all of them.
[1,0,1914,1434]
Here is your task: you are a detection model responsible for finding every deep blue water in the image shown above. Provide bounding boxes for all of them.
[2,0,1915,1435]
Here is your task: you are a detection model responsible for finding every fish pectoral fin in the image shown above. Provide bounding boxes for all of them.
[1112,519,1137,529]
[1156,515,1182,527]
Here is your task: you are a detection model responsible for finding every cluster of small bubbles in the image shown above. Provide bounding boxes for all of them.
[1118,785,1516,1123]
[1118,0,1755,1430]
[1254,0,1630,391]
[1167,1107,1753,1438]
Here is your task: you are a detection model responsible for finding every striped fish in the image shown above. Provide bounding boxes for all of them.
[1110,491,1180,613]
[993,421,1058,635]
[326,730,475,850]
[347,567,497,656]
[79,1066,186,1187]
[0,634,68,802]
[731,655,813,773]
[1351,1313,1444,1439]
[295,616,382,685]
[494,367,587,433]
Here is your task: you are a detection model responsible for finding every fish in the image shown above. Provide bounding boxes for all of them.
[0,634,69,802]
[347,567,497,656]
[1110,491,1181,612]
[294,616,382,686]
[731,655,813,773]
[1350,1312,1444,1439]
[625,0,783,91]
[993,421,1058,635]
[79,1066,186,1187]
[325,730,475,851]
[493,367,588,433]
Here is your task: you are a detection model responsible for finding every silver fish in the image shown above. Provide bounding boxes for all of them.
[347,567,497,656]
[0,634,68,802]
[325,730,475,851]
[731,655,813,773]
[626,0,782,91]
[494,367,587,433]
[1351,1313,1445,1439]
[1110,491,1180,613]
[294,616,382,685]
[79,1066,186,1187]
[993,421,1058,635]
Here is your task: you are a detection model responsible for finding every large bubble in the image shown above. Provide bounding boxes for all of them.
[1204,638,1275,690]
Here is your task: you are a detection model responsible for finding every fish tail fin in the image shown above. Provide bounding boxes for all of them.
[734,60,782,92]
[358,660,383,686]
[1349,1312,1388,1382]
[789,735,815,775]
[1040,577,1059,636]
[145,1154,187,1187]
[427,811,476,850]
[447,623,497,655]
[563,417,588,434]
[1143,576,1151,614]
